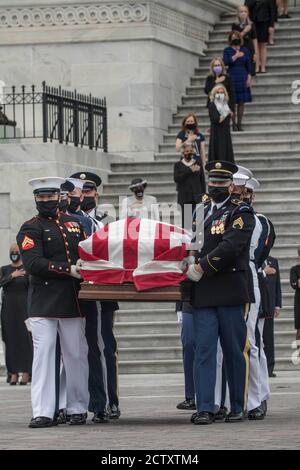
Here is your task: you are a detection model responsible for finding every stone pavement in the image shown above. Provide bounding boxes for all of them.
[0,372,299,450]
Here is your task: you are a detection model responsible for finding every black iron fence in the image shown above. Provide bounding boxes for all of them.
[0,82,108,152]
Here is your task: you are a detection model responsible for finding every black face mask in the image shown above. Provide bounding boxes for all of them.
[231,192,242,200]
[134,190,144,199]
[58,199,69,213]
[36,200,59,218]
[184,153,194,161]
[81,196,96,213]
[68,196,81,213]
[208,186,230,204]
[231,39,241,46]
[10,253,21,263]
[186,124,197,131]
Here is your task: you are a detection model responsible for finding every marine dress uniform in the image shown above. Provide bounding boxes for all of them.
[189,161,255,425]
[16,177,89,428]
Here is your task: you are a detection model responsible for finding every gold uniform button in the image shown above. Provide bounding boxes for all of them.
[51,265,55,268]
[45,282,48,286]
[59,267,62,270]
[68,258,72,263]
[63,233,67,238]
[59,226,64,230]
[66,268,70,272]
[48,237,51,241]
[65,242,69,246]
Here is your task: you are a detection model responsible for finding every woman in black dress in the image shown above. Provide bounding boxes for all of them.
[0,244,32,385]
[208,85,235,163]
[290,264,300,345]
[174,141,206,227]
[204,58,235,112]
[232,6,258,76]
[245,0,276,73]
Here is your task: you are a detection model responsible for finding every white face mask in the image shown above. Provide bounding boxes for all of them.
[216,93,225,101]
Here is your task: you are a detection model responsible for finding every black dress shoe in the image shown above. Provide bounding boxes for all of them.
[193,412,215,425]
[69,413,87,425]
[92,411,109,424]
[108,404,121,419]
[232,122,238,132]
[29,416,58,428]
[54,409,67,425]
[261,400,268,416]
[269,372,276,378]
[214,407,227,423]
[190,412,198,423]
[225,412,244,423]
[177,399,196,411]
[248,407,265,420]
[9,382,17,386]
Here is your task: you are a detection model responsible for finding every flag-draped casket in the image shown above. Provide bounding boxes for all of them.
[78,218,191,291]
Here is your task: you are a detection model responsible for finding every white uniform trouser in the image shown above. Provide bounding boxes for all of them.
[30,317,89,419]
[258,318,270,402]
[247,262,262,411]
[96,302,109,407]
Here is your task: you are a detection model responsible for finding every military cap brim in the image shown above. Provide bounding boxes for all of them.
[70,172,102,188]
[205,161,238,181]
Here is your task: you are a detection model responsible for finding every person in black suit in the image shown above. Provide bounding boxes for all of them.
[262,256,282,377]
[245,0,276,72]
[290,261,300,347]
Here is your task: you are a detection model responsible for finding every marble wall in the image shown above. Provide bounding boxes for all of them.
[0,0,239,160]
[0,142,122,264]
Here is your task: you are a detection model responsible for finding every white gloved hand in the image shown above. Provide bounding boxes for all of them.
[187,264,203,282]
[76,258,83,270]
[70,265,82,279]
[177,311,183,324]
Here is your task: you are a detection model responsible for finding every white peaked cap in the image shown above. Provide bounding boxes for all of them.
[246,177,260,191]
[67,178,84,190]
[237,165,253,179]
[29,177,66,192]
[233,172,249,186]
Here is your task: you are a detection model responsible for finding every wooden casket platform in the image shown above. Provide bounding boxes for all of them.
[79,282,191,302]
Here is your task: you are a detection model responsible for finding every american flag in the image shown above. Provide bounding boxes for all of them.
[78,217,191,291]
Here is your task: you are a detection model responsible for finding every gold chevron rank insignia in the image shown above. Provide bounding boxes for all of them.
[233,217,244,230]
[22,235,35,251]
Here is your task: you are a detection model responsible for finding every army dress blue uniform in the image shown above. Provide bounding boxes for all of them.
[191,162,255,423]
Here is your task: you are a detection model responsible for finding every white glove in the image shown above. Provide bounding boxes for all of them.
[76,258,83,270]
[177,311,183,324]
[180,255,196,271]
[187,264,203,282]
[70,265,82,279]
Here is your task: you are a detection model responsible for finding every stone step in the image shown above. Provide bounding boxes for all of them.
[170,119,300,133]
[163,130,298,144]
[177,101,300,113]
[187,83,296,96]
[114,321,180,335]
[274,357,300,371]
[274,318,296,332]
[173,109,300,123]
[274,344,297,359]
[204,44,300,57]
[115,334,180,349]
[191,72,300,86]
[196,63,300,74]
[159,140,300,153]
[269,244,298,257]
[274,330,297,344]
[207,36,300,48]
[212,22,300,35]
[118,347,182,361]
[116,308,176,322]
[117,359,183,375]
[183,92,294,105]
[273,220,300,233]
[277,233,300,244]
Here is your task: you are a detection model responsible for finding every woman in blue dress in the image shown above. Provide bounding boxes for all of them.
[223,31,252,132]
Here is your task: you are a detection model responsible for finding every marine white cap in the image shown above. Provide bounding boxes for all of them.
[29,177,66,194]
[237,165,253,179]
[233,172,249,187]
[67,178,84,190]
[246,177,260,191]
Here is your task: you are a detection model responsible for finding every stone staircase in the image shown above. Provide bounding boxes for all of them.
[103,8,300,374]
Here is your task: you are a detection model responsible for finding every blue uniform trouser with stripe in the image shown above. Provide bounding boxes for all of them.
[82,300,107,413]
[193,305,249,414]
[181,312,196,401]
[100,309,119,407]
